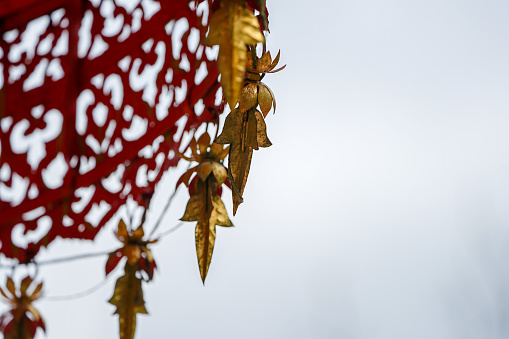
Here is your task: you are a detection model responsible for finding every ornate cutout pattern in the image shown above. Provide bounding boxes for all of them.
[0,0,221,262]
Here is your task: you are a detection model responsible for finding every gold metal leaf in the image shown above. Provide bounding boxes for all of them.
[26,304,42,322]
[262,82,276,114]
[238,82,258,112]
[195,218,214,283]
[176,165,197,188]
[214,107,272,215]
[227,109,255,214]
[31,283,43,300]
[0,276,45,339]
[211,162,228,185]
[131,226,144,240]
[268,50,280,71]
[20,276,31,295]
[215,109,242,145]
[117,219,128,240]
[204,0,264,109]
[256,51,272,72]
[230,143,253,215]
[198,161,214,182]
[255,110,272,147]
[197,133,211,155]
[211,195,234,227]
[246,108,259,150]
[257,82,273,117]
[177,153,195,162]
[181,178,233,282]
[108,264,148,339]
[217,145,230,160]
[6,277,15,297]
[210,142,225,157]
[195,192,234,282]
[181,194,204,222]
[189,137,200,160]
[125,245,142,266]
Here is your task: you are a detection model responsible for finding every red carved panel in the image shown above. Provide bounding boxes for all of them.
[0,0,221,262]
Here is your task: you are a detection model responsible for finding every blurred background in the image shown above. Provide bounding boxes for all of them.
[2,0,509,338]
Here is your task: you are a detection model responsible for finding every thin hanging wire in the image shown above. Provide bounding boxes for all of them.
[148,163,191,240]
[44,274,114,302]
[35,250,115,266]
[0,249,114,270]
[154,222,185,239]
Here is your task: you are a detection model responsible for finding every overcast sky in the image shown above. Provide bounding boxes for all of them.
[2,0,509,338]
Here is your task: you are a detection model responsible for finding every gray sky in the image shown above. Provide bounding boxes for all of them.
[2,0,509,338]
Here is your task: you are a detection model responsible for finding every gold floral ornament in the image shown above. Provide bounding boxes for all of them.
[0,276,45,339]
[105,220,158,280]
[215,49,284,215]
[240,49,286,116]
[204,0,265,110]
[106,220,156,339]
[178,132,233,282]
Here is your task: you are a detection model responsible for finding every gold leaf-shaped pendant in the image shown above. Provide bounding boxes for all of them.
[204,0,264,109]
[215,108,271,214]
[255,110,272,147]
[108,264,148,339]
[181,179,233,282]
[257,82,273,117]
[238,82,258,112]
